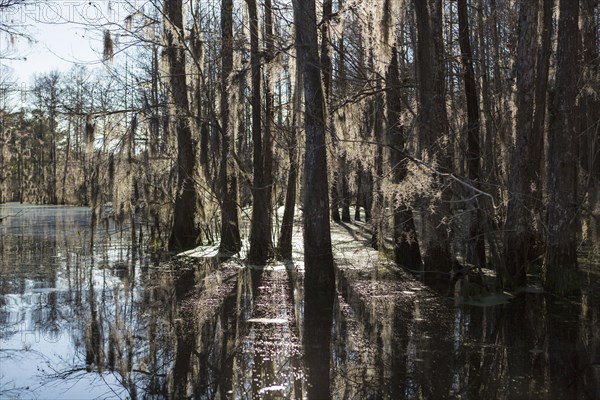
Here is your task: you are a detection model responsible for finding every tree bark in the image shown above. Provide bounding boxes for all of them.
[165,0,202,251]
[582,0,600,177]
[371,76,385,251]
[388,46,422,270]
[544,0,580,295]
[413,0,456,276]
[248,0,274,264]
[502,0,540,288]
[293,0,334,284]
[218,0,242,255]
[294,2,335,396]
[531,0,553,181]
[276,131,298,260]
[337,19,351,223]
[354,165,363,221]
[458,0,486,268]
[340,154,351,222]
[277,52,301,260]
[475,0,499,189]
[321,0,341,223]
[580,0,600,242]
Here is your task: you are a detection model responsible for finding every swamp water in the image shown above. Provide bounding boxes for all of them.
[1,204,599,399]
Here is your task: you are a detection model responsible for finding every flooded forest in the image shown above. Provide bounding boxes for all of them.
[1,0,600,398]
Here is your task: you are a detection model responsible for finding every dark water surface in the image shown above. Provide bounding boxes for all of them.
[1,204,599,399]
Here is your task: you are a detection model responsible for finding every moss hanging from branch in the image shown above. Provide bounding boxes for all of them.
[103,30,114,62]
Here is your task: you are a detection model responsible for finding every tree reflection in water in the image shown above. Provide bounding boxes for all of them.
[1,204,599,399]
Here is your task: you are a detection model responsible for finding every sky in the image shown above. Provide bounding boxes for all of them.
[1,1,134,86]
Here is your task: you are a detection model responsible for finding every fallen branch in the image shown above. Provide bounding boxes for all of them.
[0,210,24,223]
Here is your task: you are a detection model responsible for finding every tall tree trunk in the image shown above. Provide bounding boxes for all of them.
[530,0,554,247]
[293,0,334,283]
[531,0,553,182]
[340,155,351,222]
[475,0,497,187]
[489,0,510,187]
[276,133,298,260]
[165,0,202,251]
[413,0,456,276]
[48,77,58,205]
[544,0,580,295]
[248,0,274,264]
[371,76,385,251]
[354,164,363,221]
[458,0,486,268]
[262,0,276,247]
[294,2,335,397]
[277,53,301,260]
[263,0,275,239]
[502,0,540,288]
[0,113,4,203]
[50,111,57,205]
[388,46,422,270]
[321,0,341,223]
[219,0,242,254]
[582,0,600,176]
[580,0,600,243]
[61,118,71,204]
[337,16,351,222]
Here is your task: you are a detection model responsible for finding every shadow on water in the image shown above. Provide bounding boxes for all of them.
[303,266,335,399]
[334,261,600,399]
[1,204,599,399]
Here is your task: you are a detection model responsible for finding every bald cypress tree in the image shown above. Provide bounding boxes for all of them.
[457,0,485,268]
[248,0,275,265]
[544,0,580,295]
[294,3,335,397]
[388,46,422,270]
[293,0,334,285]
[503,0,541,288]
[218,0,241,255]
[165,0,202,251]
[413,0,456,276]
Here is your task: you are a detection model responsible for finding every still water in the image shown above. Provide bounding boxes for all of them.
[1,204,599,399]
